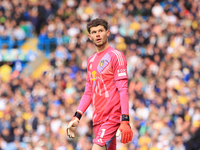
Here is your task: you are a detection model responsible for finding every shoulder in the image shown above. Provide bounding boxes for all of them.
[87,53,97,63]
[108,47,125,58]
[87,54,97,70]
[108,48,126,65]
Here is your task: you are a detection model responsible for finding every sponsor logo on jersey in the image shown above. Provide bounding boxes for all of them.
[117,69,127,77]
[91,71,100,81]
[100,60,104,67]
[92,71,97,81]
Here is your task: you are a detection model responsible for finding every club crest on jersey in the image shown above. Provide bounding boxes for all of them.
[100,60,104,67]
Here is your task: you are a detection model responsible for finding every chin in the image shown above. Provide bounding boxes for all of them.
[97,44,104,47]
[95,42,105,47]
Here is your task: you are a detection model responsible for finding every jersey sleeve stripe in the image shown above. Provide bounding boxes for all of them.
[111,50,122,66]
[111,50,124,66]
[114,50,124,65]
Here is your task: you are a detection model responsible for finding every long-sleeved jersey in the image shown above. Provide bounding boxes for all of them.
[77,46,129,125]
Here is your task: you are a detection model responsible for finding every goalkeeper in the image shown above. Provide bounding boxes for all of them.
[67,18,133,150]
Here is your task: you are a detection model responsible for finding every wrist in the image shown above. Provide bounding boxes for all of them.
[74,111,82,120]
[122,114,129,121]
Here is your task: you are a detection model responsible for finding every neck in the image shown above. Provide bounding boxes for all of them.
[96,42,110,53]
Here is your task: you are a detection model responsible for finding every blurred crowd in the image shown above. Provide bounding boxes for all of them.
[0,0,200,150]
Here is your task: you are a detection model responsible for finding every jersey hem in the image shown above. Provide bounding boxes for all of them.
[93,116,121,126]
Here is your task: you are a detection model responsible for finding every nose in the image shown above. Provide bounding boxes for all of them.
[96,31,100,36]
[96,34,100,37]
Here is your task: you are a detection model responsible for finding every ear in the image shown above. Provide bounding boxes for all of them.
[107,30,110,37]
[88,34,92,41]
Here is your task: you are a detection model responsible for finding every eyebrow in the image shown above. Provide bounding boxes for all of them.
[91,28,104,32]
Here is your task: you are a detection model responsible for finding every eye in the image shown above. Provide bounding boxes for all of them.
[91,31,96,34]
[99,30,103,32]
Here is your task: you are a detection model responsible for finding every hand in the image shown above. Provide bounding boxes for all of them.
[116,121,133,144]
[66,117,80,138]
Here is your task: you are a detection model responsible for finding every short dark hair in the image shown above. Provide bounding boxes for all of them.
[87,18,108,33]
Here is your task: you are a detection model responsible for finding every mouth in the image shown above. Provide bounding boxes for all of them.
[96,38,102,42]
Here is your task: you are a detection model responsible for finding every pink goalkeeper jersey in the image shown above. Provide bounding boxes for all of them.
[77,46,129,125]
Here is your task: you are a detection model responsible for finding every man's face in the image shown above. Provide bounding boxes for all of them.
[88,25,110,47]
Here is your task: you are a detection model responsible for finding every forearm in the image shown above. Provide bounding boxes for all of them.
[77,93,92,114]
[77,80,92,114]
[115,79,129,115]
[115,80,133,144]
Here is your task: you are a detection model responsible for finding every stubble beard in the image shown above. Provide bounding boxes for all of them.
[93,39,107,48]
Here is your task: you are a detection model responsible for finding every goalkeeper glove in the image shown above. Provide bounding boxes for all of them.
[116,114,133,143]
[66,111,82,138]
